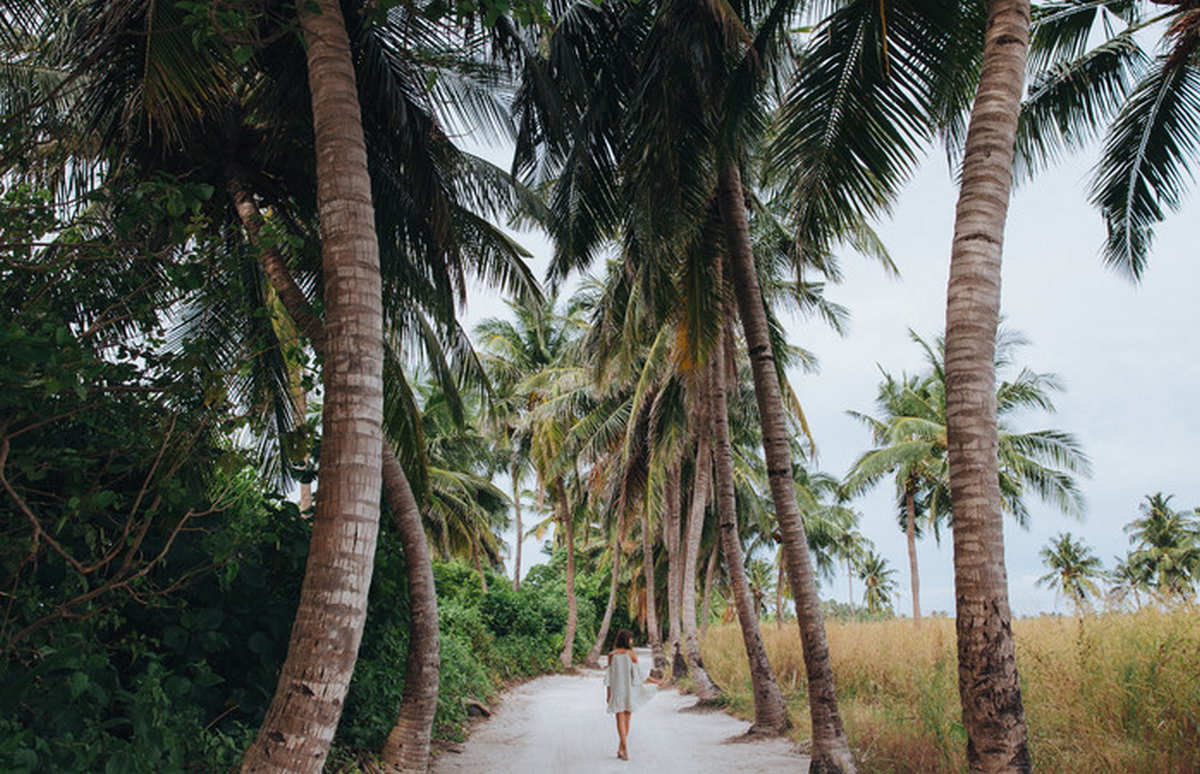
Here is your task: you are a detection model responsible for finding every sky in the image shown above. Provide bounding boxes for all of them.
[456,138,1198,618]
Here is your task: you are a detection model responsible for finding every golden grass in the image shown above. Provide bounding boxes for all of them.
[701,608,1200,773]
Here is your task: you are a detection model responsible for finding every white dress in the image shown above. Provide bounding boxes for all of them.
[604,651,655,714]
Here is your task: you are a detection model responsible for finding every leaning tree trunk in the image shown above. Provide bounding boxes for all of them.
[944,0,1032,771]
[558,482,578,668]
[905,484,922,624]
[719,158,857,773]
[663,461,685,678]
[472,543,488,594]
[228,174,440,774]
[776,559,786,629]
[584,530,623,667]
[641,500,667,674]
[238,1,383,770]
[711,327,791,734]
[680,406,721,700]
[700,543,718,639]
[512,459,523,591]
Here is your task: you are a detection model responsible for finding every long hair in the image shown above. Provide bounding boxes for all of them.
[613,628,634,650]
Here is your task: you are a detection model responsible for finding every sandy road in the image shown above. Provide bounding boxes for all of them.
[432,651,809,774]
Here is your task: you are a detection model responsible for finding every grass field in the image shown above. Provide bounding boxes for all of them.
[700,608,1200,773]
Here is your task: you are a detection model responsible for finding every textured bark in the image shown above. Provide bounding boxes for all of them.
[641,502,667,674]
[558,483,578,668]
[776,560,785,629]
[663,462,684,677]
[238,1,383,769]
[711,328,791,734]
[584,534,623,667]
[512,461,522,591]
[472,543,488,594]
[944,0,1033,771]
[680,402,721,700]
[906,485,922,624]
[699,543,717,639]
[720,158,856,773]
[378,454,440,774]
[228,172,440,774]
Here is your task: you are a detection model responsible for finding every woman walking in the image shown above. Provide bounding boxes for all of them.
[604,629,662,760]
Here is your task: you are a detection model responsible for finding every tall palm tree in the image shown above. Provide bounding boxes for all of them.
[711,323,791,732]
[1124,493,1200,599]
[856,551,897,615]
[1036,532,1103,614]
[846,331,1092,625]
[942,0,1034,770]
[239,1,384,770]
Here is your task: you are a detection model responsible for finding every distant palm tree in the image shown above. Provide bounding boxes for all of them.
[1108,552,1153,610]
[1036,532,1103,614]
[1124,493,1200,599]
[856,551,897,615]
[846,330,1092,626]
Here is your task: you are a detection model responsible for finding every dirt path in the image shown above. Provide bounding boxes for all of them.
[432,652,810,773]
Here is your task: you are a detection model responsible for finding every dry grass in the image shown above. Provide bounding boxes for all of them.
[701,608,1200,773]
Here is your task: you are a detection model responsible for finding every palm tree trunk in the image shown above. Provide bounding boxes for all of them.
[663,460,684,676]
[776,559,785,629]
[512,459,522,591]
[228,166,438,774]
[944,0,1032,771]
[906,485,922,624]
[472,542,488,594]
[711,328,790,734]
[585,534,623,666]
[238,1,383,770]
[641,501,667,674]
[846,559,854,611]
[719,158,856,773]
[700,542,717,639]
[681,409,721,700]
[558,482,577,668]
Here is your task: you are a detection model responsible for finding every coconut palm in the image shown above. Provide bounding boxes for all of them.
[1124,493,1200,599]
[942,0,1034,769]
[846,331,1091,628]
[1037,532,1103,614]
[239,2,384,770]
[856,551,897,615]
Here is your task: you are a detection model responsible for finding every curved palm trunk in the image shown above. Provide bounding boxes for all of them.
[663,463,685,677]
[512,460,522,591]
[238,2,383,770]
[228,175,438,774]
[681,414,721,700]
[846,560,855,611]
[719,158,856,773]
[700,543,717,639]
[905,485,922,624]
[585,534,623,666]
[472,542,488,594]
[711,330,791,734]
[944,1,1032,771]
[557,482,578,668]
[641,502,667,673]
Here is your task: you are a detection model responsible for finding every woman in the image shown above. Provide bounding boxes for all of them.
[604,629,662,760]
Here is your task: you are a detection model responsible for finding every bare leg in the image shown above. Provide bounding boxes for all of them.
[617,711,630,759]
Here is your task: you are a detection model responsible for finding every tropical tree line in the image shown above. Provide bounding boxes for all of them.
[1039,493,1200,613]
[2,0,1197,773]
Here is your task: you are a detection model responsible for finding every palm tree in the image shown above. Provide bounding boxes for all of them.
[1019,0,1200,278]
[1037,532,1103,614]
[1108,552,1153,610]
[1124,493,1200,599]
[942,0,1034,770]
[239,1,384,770]
[846,332,1092,626]
[856,551,897,616]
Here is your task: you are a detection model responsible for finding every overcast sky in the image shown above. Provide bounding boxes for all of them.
[457,137,1197,617]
